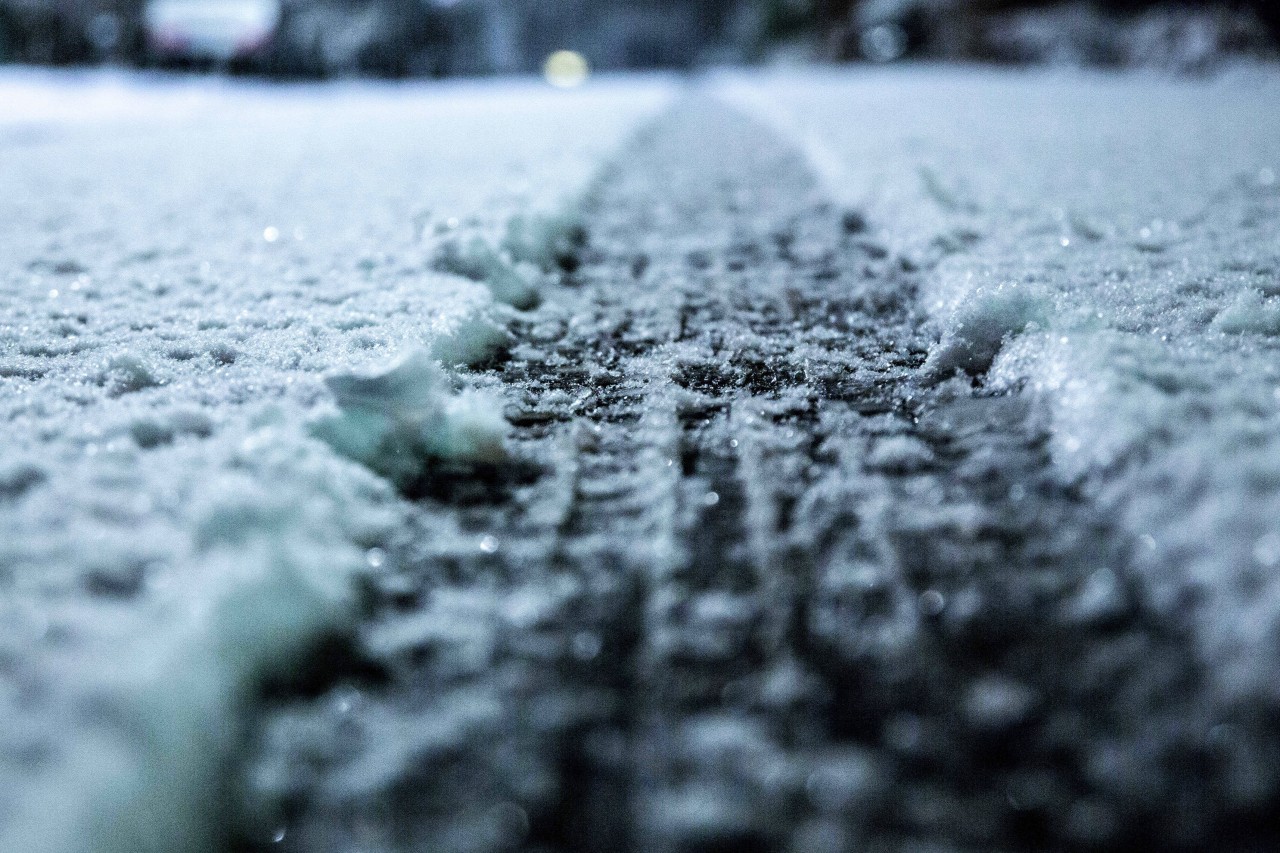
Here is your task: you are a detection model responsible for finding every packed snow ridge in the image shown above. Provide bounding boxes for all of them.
[722,64,1280,721]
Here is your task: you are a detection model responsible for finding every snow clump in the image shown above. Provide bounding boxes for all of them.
[501,209,588,272]
[428,310,514,368]
[924,283,1049,379]
[433,236,544,310]
[1212,289,1280,336]
[311,349,508,491]
[431,209,587,311]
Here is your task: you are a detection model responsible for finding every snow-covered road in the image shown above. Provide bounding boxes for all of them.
[724,62,1280,734]
[0,70,674,853]
[4,65,1280,852]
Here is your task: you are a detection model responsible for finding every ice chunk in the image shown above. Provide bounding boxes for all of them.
[310,350,508,490]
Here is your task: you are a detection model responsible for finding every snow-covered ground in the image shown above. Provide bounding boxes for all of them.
[723,62,1280,739]
[7,61,1280,851]
[0,70,672,853]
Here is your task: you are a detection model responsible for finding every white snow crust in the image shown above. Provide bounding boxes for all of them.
[0,70,671,852]
[312,349,508,489]
[723,64,1280,709]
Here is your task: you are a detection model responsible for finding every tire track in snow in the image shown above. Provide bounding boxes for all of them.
[236,97,1237,853]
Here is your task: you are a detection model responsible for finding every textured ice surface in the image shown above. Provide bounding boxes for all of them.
[723,64,1280,716]
[0,69,671,852]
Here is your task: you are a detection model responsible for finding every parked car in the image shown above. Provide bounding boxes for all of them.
[143,0,282,67]
[0,0,144,64]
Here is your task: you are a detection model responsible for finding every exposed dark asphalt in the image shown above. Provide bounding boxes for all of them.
[236,97,1277,853]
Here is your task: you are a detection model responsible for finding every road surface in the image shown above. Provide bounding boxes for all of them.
[2,65,1280,852]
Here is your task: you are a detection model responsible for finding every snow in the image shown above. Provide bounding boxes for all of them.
[923,281,1048,378]
[9,58,1280,849]
[0,69,672,852]
[1,412,399,853]
[426,309,514,369]
[429,210,587,309]
[432,235,546,309]
[722,64,1280,712]
[311,349,508,490]
[1212,288,1280,335]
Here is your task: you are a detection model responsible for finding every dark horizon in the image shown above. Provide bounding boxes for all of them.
[1,0,1277,77]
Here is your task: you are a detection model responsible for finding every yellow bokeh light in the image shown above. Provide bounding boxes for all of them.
[543,50,589,88]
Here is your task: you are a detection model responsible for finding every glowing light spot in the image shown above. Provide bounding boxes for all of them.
[263,226,280,243]
[860,24,907,62]
[544,50,589,88]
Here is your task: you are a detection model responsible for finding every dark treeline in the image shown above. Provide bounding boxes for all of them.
[0,0,1275,76]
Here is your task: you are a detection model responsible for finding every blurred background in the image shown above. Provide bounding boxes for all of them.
[0,0,1276,79]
